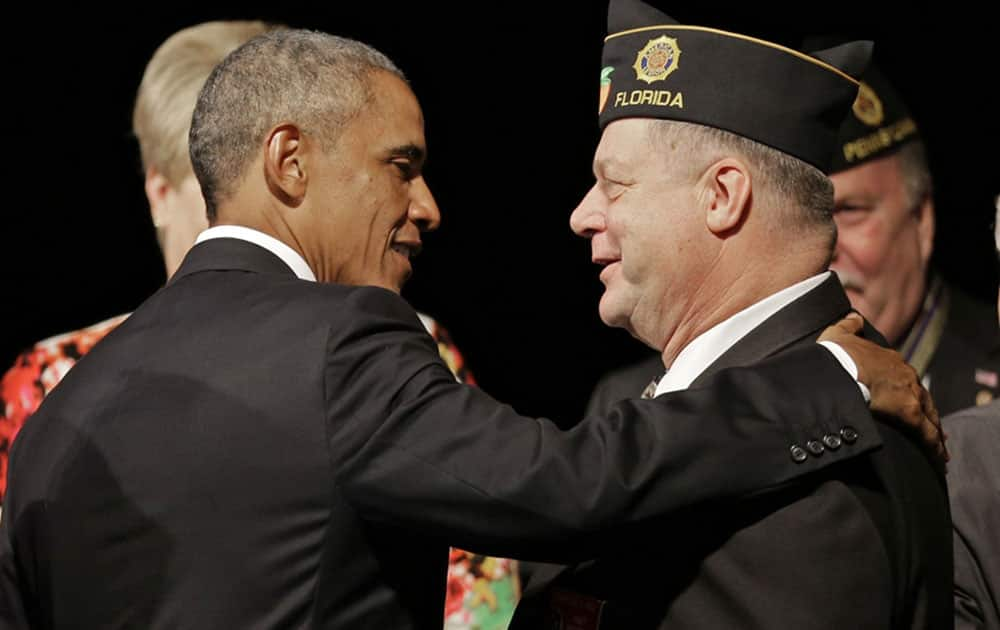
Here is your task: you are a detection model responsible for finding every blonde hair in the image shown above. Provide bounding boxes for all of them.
[132,20,277,185]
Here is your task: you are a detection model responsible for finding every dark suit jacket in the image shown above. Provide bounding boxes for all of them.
[1,240,884,629]
[946,400,999,630]
[585,352,664,417]
[514,276,953,629]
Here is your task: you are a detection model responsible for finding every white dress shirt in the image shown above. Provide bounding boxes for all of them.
[195,225,316,282]
[193,226,459,348]
[654,272,868,401]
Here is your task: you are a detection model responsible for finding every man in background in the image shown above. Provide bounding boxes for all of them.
[827,65,999,414]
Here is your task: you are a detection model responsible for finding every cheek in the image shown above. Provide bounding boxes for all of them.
[622,223,674,284]
[605,211,627,243]
[369,181,410,226]
[879,228,925,283]
[838,219,889,274]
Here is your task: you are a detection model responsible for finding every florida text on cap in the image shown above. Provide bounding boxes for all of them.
[599,0,874,172]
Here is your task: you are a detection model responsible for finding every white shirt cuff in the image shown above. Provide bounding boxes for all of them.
[818,340,871,404]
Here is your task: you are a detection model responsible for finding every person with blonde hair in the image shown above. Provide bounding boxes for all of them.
[135,20,281,280]
[0,21,277,512]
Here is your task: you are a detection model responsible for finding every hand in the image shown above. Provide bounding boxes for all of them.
[819,313,947,464]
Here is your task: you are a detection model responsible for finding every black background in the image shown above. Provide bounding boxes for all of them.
[3,1,996,425]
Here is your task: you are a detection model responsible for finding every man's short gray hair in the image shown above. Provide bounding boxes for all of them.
[895,140,933,210]
[652,120,836,251]
[189,29,404,220]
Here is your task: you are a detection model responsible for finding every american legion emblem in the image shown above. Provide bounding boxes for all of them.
[852,81,884,127]
[633,35,681,84]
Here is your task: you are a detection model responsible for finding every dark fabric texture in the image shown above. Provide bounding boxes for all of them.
[2,239,885,629]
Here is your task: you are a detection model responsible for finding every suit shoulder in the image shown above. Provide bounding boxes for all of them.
[943,401,999,480]
[944,400,999,431]
[310,284,425,331]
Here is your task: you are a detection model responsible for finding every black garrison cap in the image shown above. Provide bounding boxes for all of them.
[828,64,919,173]
[598,0,873,171]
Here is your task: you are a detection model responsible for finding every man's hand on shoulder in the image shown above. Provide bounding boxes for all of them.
[820,313,947,464]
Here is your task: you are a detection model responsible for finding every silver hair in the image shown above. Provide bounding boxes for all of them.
[189,29,405,220]
[651,120,836,251]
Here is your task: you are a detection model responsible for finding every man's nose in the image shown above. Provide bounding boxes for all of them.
[569,184,606,238]
[409,176,441,232]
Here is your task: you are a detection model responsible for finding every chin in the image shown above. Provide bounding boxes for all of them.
[598,297,630,331]
[379,269,409,293]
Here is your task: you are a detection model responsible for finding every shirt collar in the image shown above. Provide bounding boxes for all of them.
[195,225,316,282]
[654,272,830,397]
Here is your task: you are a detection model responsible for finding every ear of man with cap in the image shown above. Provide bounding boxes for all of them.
[514,1,951,627]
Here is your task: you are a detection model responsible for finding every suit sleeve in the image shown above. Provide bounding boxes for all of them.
[948,408,1000,630]
[327,287,882,561]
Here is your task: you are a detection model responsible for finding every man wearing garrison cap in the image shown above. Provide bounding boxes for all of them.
[512,1,951,627]
[586,61,1000,420]
[827,65,1000,415]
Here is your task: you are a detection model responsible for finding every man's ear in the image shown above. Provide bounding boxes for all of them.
[915,193,935,268]
[264,123,307,207]
[144,167,171,228]
[701,157,752,237]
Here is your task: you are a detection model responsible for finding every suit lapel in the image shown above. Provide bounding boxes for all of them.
[169,238,299,284]
[689,275,853,389]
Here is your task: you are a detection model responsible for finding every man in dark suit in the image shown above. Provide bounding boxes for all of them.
[587,62,1000,419]
[512,1,951,627]
[0,27,942,629]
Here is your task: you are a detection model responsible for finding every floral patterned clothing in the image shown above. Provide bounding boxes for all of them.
[1,313,129,501]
